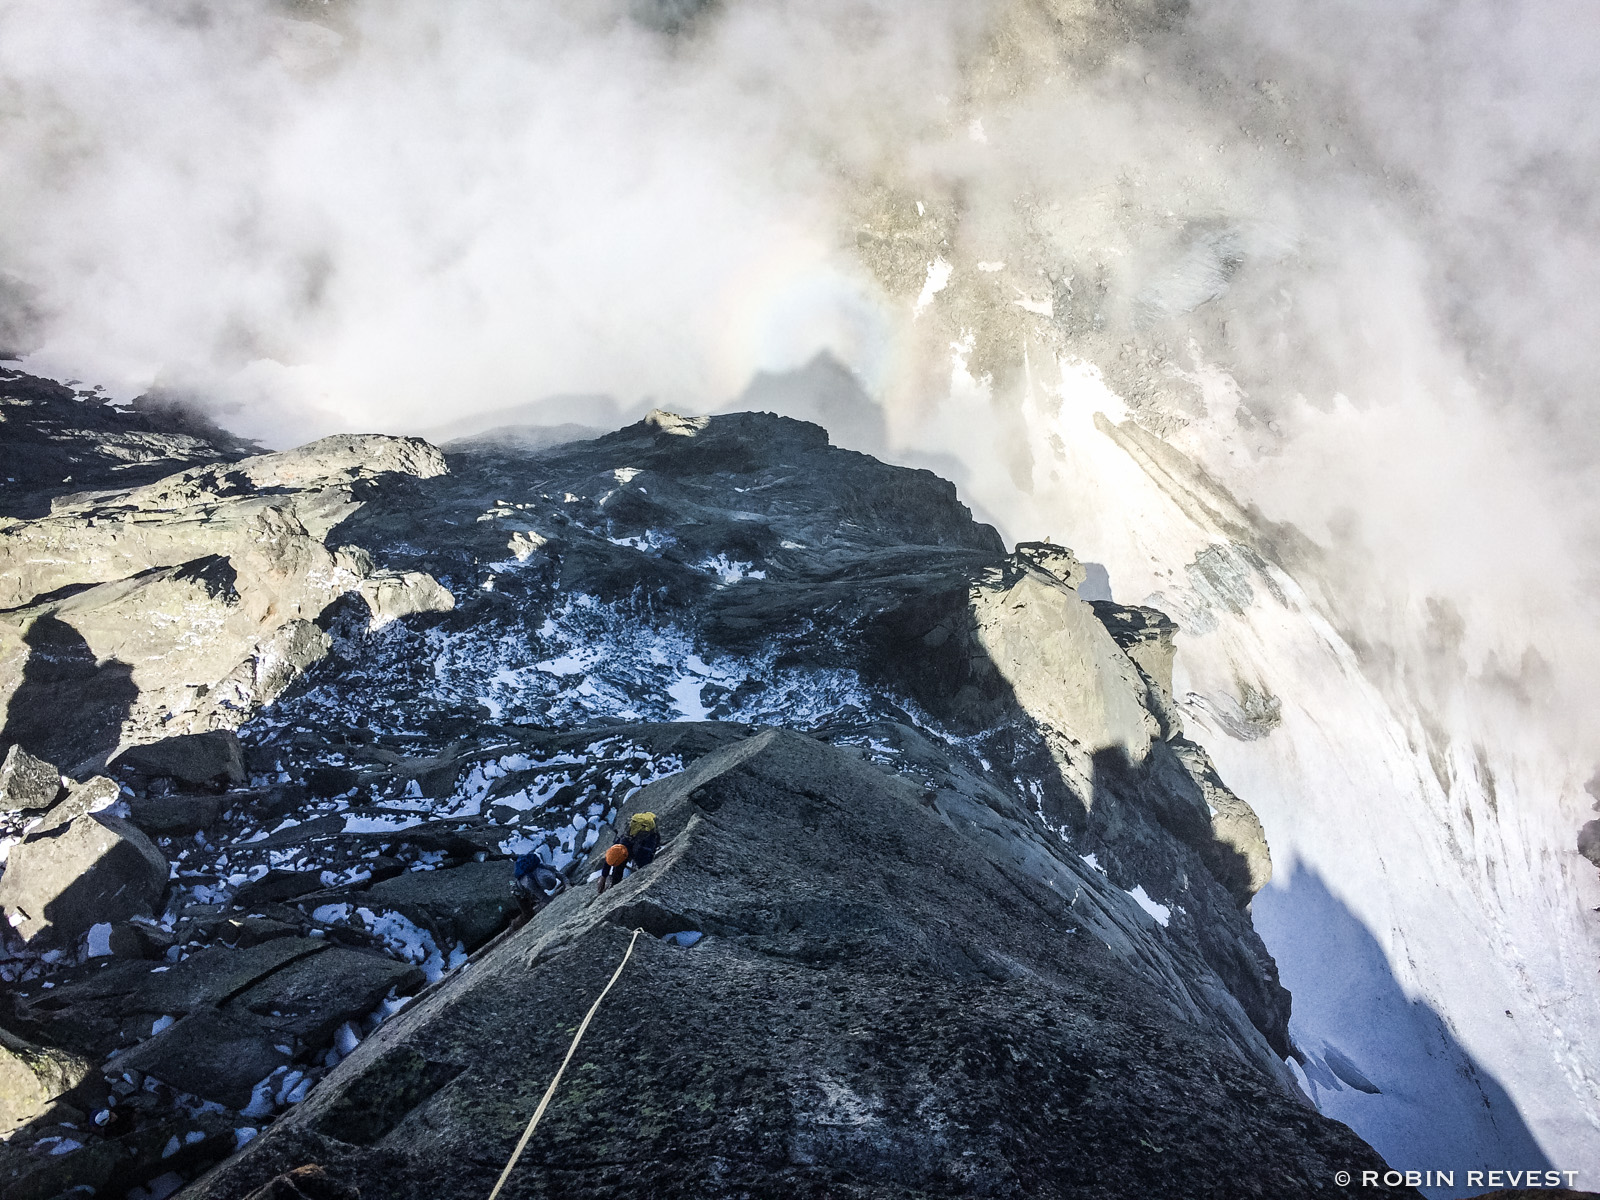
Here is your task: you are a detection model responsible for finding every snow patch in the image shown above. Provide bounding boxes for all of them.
[695,554,766,586]
[914,257,953,316]
[1127,885,1171,928]
[85,922,113,957]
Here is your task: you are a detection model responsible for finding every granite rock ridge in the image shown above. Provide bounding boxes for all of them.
[0,375,1411,1198]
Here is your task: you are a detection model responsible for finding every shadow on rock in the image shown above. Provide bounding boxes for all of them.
[860,547,1293,1060]
[1,615,137,775]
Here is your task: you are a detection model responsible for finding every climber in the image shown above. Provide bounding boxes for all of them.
[509,850,567,920]
[596,811,660,894]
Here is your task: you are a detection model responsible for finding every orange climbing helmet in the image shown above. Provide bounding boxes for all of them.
[605,843,630,867]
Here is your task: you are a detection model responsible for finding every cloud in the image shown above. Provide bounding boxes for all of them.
[3,2,1597,770]
[0,0,976,440]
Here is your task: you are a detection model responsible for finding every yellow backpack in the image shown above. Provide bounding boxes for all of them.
[628,811,657,836]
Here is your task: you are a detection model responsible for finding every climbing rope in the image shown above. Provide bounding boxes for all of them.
[486,927,645,1200]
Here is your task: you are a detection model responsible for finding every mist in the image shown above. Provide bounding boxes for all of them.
[5,0,1600,1172]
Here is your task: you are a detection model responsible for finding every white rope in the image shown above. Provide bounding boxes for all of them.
[486,927,645,1200]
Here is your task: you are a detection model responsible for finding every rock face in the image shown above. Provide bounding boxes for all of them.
[190,729,1402,1199]
[0,389,1412,1198]
[0,374,455,775]
[1579,818,1600,870]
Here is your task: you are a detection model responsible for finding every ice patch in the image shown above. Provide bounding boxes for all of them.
[536,652,596,676]
[356,907,461,983]
[606,528,672,553]
[128,1171,184,1200]
[334,1021,362,1056]
[499,833,543,857]
[241,1071,280,1118]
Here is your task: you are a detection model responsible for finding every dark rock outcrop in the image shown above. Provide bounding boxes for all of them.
[126,793,226,838]
[188,729,1406,1200]
[0,368,254,521]
[1578,818,1600,870]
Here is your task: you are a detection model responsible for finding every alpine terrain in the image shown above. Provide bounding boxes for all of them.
[2,0,1599,1196]
[1,368,1416,1198]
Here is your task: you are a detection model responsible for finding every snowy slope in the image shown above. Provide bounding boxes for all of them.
[916,354,1600,1193]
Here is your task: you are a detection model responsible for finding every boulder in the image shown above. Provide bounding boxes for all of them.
[145,937,331,1013]
[0,745,60,812]
[227,947,425,1046]
[126,793,224,838]
[113,730,245,788]
[0,1026,93,1133]
[108,1008,291,1110]
[361,860,516,951]
[6,939,332,1060]
[0,1107,237,1200]
[1579,819,1600,869]
[358,570,456,630]
[233,870,328,908]
[100,920,166,959]
[211,913,306,948]
[0,813,169,947]
[0,1128,128,1200]
[28,774,121,836]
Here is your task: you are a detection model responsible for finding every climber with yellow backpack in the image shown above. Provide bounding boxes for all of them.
[597,811,660,894]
